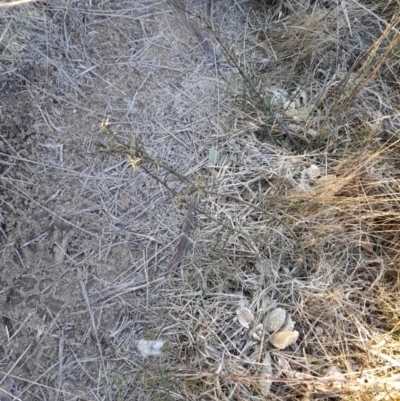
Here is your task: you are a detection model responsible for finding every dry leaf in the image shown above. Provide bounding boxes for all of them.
[305,164,321,180]
[286,105,314,121]
[315,174,344,196]
[136,339,164,358]
[121,192,130,211]
[269,331,299,350]
[236,307,254,329]
[250,323,263,341]
[287,123,302,133]
[209,146,219,165]
[324,366,342,378]
[298,89,308,106]
[281,314,295,332]
[261,294,276,312]
[255,260,265,274]
[258,352,273,396]
[283,100,297,110]
[263,308,286,333]
[306,128,318,138]
[318,366,343,391]
[276,355,296,378]
[314,325,324,336]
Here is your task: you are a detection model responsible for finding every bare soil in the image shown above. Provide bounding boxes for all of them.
[0,1,227,399]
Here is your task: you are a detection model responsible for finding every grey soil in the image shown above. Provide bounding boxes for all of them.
[0,0,232,399]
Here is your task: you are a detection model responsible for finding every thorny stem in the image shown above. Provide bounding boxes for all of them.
[98,132,306,262]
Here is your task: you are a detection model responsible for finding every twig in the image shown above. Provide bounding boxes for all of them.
[169,192,198,274]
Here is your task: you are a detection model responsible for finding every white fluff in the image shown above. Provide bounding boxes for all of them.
[136,339,164,358]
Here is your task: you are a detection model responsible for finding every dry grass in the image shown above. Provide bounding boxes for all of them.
[0,0,45,7]
[1,0,400,400]
[123,1,400,400]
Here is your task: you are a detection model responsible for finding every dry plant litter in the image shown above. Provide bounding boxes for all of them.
[0,0,400,400]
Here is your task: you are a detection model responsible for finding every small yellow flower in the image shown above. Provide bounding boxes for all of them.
[128,156,142,170]
[99,117,110,131]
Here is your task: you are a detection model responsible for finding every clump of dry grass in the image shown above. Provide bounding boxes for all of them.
[106,1,400,400]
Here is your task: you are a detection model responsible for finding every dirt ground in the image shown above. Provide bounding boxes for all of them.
[0,0,233,399]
